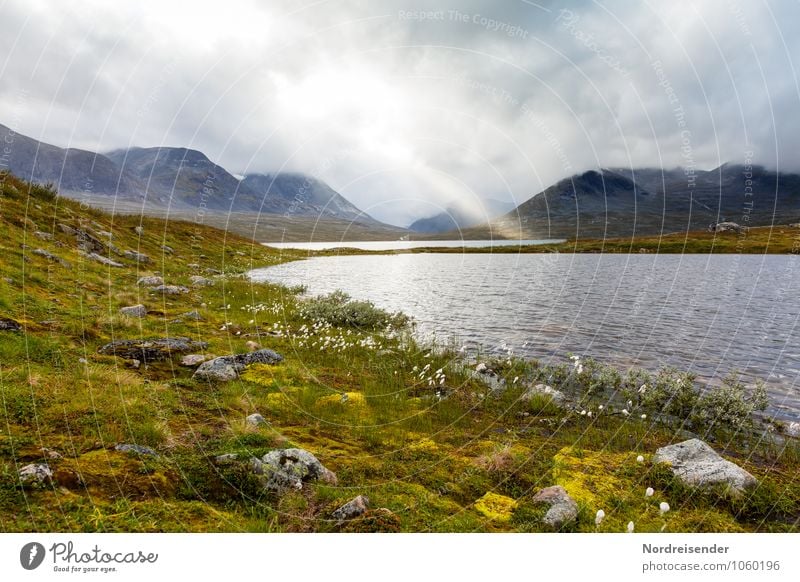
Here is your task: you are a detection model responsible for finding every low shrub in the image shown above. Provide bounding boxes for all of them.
[298,290,409,330]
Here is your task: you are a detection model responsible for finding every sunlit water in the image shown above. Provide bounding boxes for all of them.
[249,253,800,419]
[262,239,564,251]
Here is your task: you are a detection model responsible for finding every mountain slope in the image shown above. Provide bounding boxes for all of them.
[408,198,516,233]
[448,166,800,240]
[0,123,146,200]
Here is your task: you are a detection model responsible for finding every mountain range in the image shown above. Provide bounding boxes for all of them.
[3,122,800,241]
[0,123,377,225]
[445,166,800,240]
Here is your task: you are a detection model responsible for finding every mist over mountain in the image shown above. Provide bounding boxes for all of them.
[408,198,516,233]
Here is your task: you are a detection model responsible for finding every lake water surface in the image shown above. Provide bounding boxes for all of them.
[263,239,564,251]
[249,253,800,419]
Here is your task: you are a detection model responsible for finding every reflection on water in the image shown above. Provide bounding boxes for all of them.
[249,253,800,419]
[262,239,565,251]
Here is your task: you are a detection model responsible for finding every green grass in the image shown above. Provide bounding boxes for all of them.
[0,171,798,533]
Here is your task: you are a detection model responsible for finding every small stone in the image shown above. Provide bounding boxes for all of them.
[194,349,283,382]
[83,252,124,267]
[254,448,337,492]
[0,317,22,332]
[531,485,579,529]
[183,311,203,321]
[33,231,53,241]
[120,304,147,318]
[189,275,214,287]
[115,443,158,456]
[214,453,239,465]
[58,223,77,235]
[32,248,69,266]
[245,340,261,351]
[137,276,164,286]
[180,354,209,367]
[40,448,62,460]
[134,226,144,235]
[332,495,370,521]
[246,413,268,427]
[123,250,151,264]
[18,463,53,486]
[161,245,174,254]
[150,285,189,295]
[98,337,208,362]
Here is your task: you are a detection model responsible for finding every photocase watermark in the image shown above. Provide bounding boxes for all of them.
[397,10,529,39]
[556,10,631,78]
[18,540,159,575]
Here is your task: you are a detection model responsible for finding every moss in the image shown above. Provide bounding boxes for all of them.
[474,492,518,522]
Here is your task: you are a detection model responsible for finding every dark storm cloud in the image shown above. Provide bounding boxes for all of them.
[1,0,797,225]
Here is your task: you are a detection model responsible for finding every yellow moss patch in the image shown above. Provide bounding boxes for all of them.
[316,392,367,408]
[551,446,631,508]
[408,438,438,453]
[474,492,518,521]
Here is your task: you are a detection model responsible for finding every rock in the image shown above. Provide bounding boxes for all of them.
[115,443,158,456]
[214,453,238,465]
[246,413,268,427]
[252,448,337,492]
[180,354,209,367]
[245,340,261,351]
[653,438,757,495]
[96,230,113,239]
[187,263,200,270]
[194,348,284,382]
[522,383,566,404]
[119,304,147,318]
[75,229,108,254]
[183,310,203,321]
[98,337,209,362]
[40,447,62,460]
[150,285,189,295]
[32,248,69,266]
[137,276,164,286]
[18,463,53,486]
[785,421,800,437]
[123,250,151,264]
[161,245,174,254]
[475,362,488,373]
[134,226,144,235]
[0,317,22,332]
[709,221,747,234]
[33,231,53,241]
[83,252,124,267]
[531,485,579,528]
[189,275,214,287]
[332,495,370,521]
[58,223,77,236]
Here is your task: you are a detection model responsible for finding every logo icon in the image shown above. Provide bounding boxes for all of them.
[20,542,46,570]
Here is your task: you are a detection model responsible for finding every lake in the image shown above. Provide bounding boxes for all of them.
[248,253,800,419]
[262,239,565,251]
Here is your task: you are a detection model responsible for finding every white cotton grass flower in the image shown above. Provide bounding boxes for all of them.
[636,455,644,463]
[641,414,647,420]
[645,487,654,497]
[622,409,630,416]
[594,510,606,527]
[660,502,670,515]
[627,521,635,533]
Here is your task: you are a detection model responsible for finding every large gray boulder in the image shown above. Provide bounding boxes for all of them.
[123,250,151,264]
[193,349,283,382]
[531,485,578,528]
[137,276,164,286]
[189,275,214,287]
[98,337,208,362]
[653,438,757,495]
[251,448,337,492]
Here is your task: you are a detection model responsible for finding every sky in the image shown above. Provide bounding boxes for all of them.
[1,0,798,226]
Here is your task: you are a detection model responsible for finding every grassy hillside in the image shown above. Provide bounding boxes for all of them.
[0,172,798,533]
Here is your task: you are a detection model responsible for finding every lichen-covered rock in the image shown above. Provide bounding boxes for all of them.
[0,317,22,332]
[137,276,164,286]
[332,495,370,521]
[183,310,203,321]
[33,230,53,240]
[19,463,53,486]
[474,492,518,521]
[83,252,124,267]
[123,250,151,263]
[119,304,147,318]
[150,285,189,295]
[98,337,208,362]
[531,485,579,528]
[653,438,757,495]
[32,248,69,267]
[115,443,158,456]
[194,349,283,382]
[189,275,214,287]
[252,448,337,492]
[522,383,566,404]
[180,354,210,367]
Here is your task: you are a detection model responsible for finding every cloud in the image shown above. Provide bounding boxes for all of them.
[1,0,798,226]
